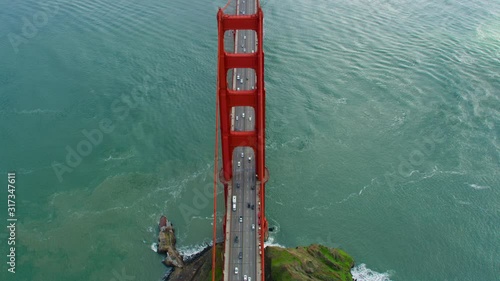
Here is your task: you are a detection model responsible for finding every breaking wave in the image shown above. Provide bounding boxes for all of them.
[351,263,393,281]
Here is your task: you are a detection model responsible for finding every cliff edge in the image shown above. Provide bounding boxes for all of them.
[166,243,354,281]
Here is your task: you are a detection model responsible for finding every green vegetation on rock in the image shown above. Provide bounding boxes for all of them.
[167,243,354,281]
[265,244,354,281]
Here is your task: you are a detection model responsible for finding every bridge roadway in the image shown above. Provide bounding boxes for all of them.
[223,0,261,280]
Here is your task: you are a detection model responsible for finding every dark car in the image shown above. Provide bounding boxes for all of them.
[239,252,243,259]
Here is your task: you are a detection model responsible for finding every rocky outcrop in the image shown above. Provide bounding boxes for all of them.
[165,244,223,281]
[165,243,354,281]
[265,244,355,281]
[157,216,184,268]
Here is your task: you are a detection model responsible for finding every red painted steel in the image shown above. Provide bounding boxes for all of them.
[215,1,268,280]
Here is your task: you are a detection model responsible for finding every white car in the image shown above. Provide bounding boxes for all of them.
[242,112,245,118]
[237,74,240,80]
[235,267,238,274]
[237,161,241,167]
[236,116,239,121]
[251,224,255,230]
[248,156,252,162]
[249,277,252,281]
[237,87,240,90]
[244,35,246,39]
[239,216,243,223]
[241,152,244,158]
[244,275,248,281]
[249,116,252,121]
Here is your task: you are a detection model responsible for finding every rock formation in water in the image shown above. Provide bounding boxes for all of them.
[157,216,184,268]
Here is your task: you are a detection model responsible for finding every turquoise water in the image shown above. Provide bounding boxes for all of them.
[1,0,499,280]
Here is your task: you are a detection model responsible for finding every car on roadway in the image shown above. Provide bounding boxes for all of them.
[249,116,252,121]
[248,156,252,162]
[244,35,246,39]
[236,115,239,121]
[252,223,255,230]
[235,235,238,243]
[239,252,243,259]
[237,87,240,90]
[235,267,238,274]
[237,74,240,80]
[233,203,236,211]
[237,183,240,188]
[239,216,243,223]
[237,161,241,167]
[241,152,244,158]
[242,112,245,118]
[244,275,247,281]
[249,277,251,281]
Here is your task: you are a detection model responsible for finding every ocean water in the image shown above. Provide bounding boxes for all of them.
[0,0,499,280]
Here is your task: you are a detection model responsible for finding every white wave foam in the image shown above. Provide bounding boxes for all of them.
[151,243,158,252]
[0,109,60,115]
[469,184,490,190]
[264,236,285,248]
[351,263,393,281]
[177,241,212,261]
[103,153,135,162]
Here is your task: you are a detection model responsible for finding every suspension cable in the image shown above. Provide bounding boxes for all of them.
[211,73,220,281]
[221,0,231,12]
